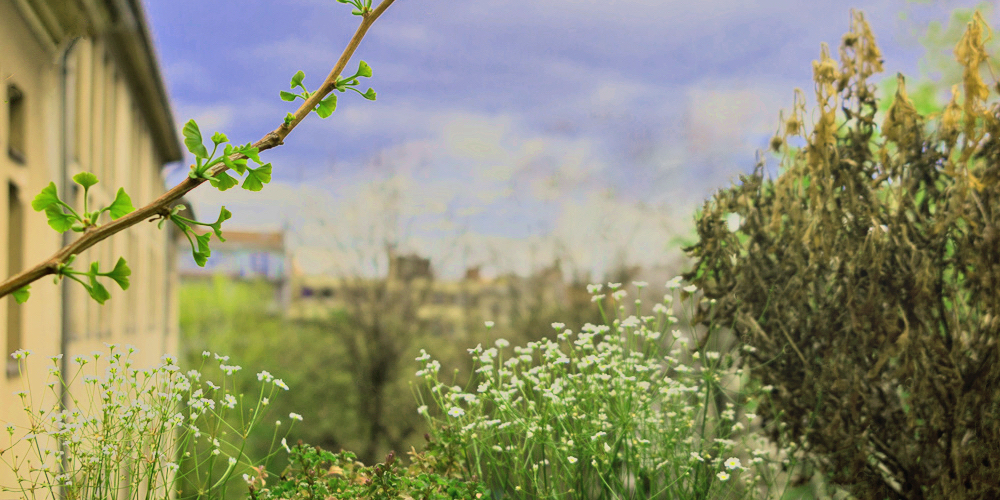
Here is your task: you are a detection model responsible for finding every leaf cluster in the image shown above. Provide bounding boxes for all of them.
[683,10,1000,499]
[183,120,272,192]
[19,172,135,303]
[337,0,375,16]
[280,61,376,125]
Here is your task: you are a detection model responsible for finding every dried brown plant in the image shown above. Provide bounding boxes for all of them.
[682,10,1000,500]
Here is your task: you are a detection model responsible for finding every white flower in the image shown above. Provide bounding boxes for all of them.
[725,457,742,470]
[682,285,697,293]
[257,370,273,382]
[551,322,565,329]
[447,407,465,418]
[282,437,291,453]
[417,405,428,415]
[484,321,495,328]
[228,457,237,466]
[10,349,31,360]
[275,379,289,390]
[495,338,509,349]
[725,212,742,232]
[567,456,578,464]
[607,282,621,290]
[632,281,648,288]
[586,284,602,294]
[717,471,730,481]
[666,277,683,289]
[289,412,303,421]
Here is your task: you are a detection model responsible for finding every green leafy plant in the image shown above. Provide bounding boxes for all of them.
[249,443,487,500]
[0,345,298,500]
[0,0,396,303]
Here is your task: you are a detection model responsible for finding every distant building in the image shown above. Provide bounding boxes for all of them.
[287,249,570,339]
[178,229,288,308]
[1,0,183,490]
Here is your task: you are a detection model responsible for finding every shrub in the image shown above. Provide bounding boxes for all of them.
[247,442,487,500]
[682,10,1000,499]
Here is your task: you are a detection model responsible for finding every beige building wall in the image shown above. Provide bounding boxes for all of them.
[0,0,182,492]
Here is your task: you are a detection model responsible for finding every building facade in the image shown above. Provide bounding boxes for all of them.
[0,0,182,489]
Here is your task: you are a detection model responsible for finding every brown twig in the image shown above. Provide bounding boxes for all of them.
[0,0,396,299]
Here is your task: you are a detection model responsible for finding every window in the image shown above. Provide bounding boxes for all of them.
[6,184,24,377]
[7,85,25,163]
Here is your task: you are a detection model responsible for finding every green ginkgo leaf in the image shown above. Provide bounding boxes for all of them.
[240,145,263,166]
[223,156,248,175]
[107,257,131,290]
[211,131,229,146]
[72,172,99,189]
[31,182,60,211]
[210,207,232,241]
[44,205,76,233]
[290,70,305,89]
[317,94,337,118]
[242,164,272,192]
[361,88,376,101]
[357,60,372,78]
[280,91,298,102]
[13,286,29,304]
[108,188,134,219]
[210,171,238,191]
[183,119,209,159]
[86,281,110,304]
[195,232,212,263]
[88,263,111,304]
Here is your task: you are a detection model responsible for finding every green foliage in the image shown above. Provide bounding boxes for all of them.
[279,61,376,122]
[684,11,1000,499]
[337,0,374,17]
[249,443,487,500]
[183,118,270,192]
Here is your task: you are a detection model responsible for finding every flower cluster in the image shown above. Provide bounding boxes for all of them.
[415,278,801,498]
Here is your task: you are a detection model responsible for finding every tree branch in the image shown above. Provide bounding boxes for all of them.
[0,0,396,299]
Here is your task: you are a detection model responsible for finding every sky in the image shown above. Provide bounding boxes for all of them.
[142,0,991,280]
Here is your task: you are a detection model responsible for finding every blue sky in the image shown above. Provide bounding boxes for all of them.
[143,0,987,280]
